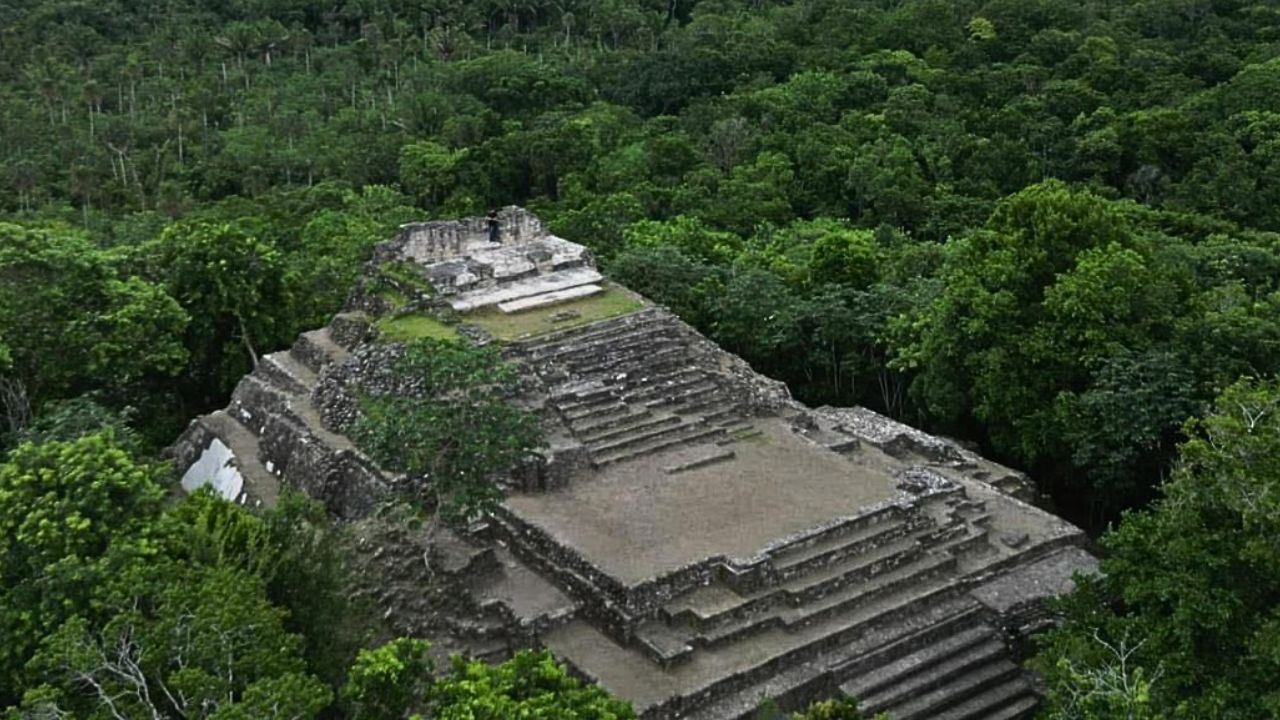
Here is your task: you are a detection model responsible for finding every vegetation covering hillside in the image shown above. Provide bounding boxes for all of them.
[1,0,1278,717]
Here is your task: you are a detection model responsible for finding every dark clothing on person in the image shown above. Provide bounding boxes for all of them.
[487,211,500,243]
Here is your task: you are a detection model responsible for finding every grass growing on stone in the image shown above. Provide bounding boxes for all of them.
[376,313,460,342]
[380,260,436,295]
[467,285,648,342]
[377,287,410,311]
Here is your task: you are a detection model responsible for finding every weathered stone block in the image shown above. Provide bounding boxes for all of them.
[329,311,373,349]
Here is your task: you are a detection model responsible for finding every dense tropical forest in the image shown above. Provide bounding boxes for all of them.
[1,0,1278,717]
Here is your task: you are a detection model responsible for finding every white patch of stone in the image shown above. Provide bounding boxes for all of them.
[449,267,604,312]
[499,284,603,313]
[180,437,245,501]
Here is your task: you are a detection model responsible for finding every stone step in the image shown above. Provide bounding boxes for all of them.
[435,528,499,576]
[483,510,631,641]
[825,436,862,454]
[717,418,754,433]
[946,692,1038,720]
[946,498,988,514]
[581,414,681,445]
[663,448,735,475]
[561,327,681,362]
[875,658,1025,720]
[829,603,988,684]
[697,553,958,651]
[255,350,319,395]
[701,405,741,425]
[555,387,623,413]
[779,536,930,606]
[668,595,983,720]
[688,523,929,622]
[329,311,373,350]
[621,370,708,404]
[228,375,290,432]
[671,537,931,643]
[840,624,997,703]
[259,411,389,520]
[586,417,701,455]
[916,519,973,547]
[635,617,694,667]
[685,395,741,419]
[498,283,603,313]
[284,388,356,452]
[449,266,604,312]
[571,407,654,436]
[936,524,992,558]
[523,311,667,359]
[770,513,920,579]
[552,382,616,405]
[290,327,350,374]
[593,424,726,467]
[854,636,1007,712]
[920,521,995,563]
[563,399,630,424]
[617,364,702,392]
[601,353,695,390]
[715,430,762,447]
[945,503,990,524]
[533,326,676,369]
[563,342,685,379]
[992,474,1032,498]
[197,410,281,507]
[555,338,696,384]
[753,505,905,576]
[662,583,755,627]
[645,382,721,410]
[469,547,579,629]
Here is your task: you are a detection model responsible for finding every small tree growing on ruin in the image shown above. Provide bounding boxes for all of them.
[351,339,543,539]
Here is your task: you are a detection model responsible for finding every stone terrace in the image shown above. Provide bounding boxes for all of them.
[171,208,1097,720]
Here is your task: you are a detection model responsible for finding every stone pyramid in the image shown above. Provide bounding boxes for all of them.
[172,208,1097,720]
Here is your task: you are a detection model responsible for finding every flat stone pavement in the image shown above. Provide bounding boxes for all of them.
[504,417,900,585]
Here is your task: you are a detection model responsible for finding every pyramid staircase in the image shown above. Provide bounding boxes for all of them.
[512,309,756,468]
[495,477,1046,720]
[493,308,1049,719]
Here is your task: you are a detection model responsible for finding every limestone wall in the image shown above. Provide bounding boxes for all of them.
[378,206,546,265]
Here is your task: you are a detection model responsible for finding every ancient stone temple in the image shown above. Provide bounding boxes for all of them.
[172,208,1097,720]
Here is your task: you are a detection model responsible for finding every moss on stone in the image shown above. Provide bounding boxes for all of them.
[377,287,410,311]
[376,313,459,342]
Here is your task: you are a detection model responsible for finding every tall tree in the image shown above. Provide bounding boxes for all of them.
[1035,377,1280,719]
[141,220,289,409]
[0,223,188,420]
[0,431,166,704]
